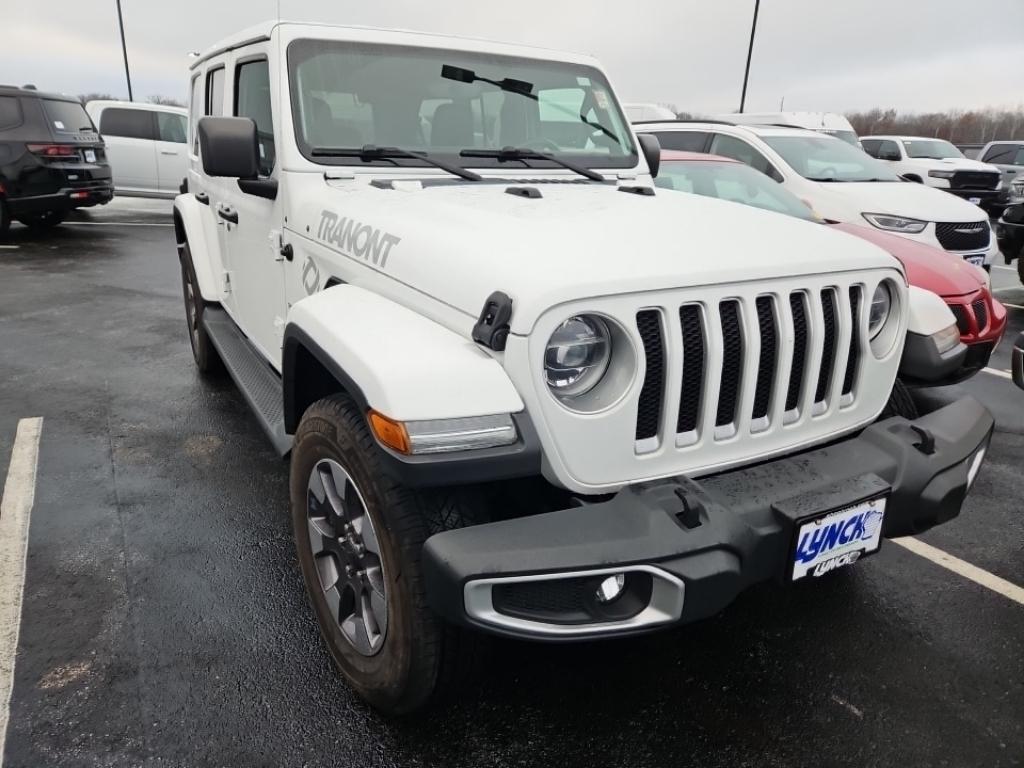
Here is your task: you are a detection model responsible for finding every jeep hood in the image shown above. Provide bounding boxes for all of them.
[287,177,902,334]
[830,222,984,298]
[810,181,989,223]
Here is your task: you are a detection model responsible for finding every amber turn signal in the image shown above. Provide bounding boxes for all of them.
[367,410,411,454]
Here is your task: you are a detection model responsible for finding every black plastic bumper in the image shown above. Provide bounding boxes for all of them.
[423,393,993,640]
[7,185,114,214]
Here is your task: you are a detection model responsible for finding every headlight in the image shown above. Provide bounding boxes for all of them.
[545,315,612,397]
[928,170,956,179]
[868,283,893,339]
[862,213,928,234]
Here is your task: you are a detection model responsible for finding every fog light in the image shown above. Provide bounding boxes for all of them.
[966,446,987,489]
[595,573,626,604]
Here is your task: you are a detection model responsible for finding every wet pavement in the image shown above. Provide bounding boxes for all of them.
[0,198,1021,767]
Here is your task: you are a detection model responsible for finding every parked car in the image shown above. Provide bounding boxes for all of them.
[0,85,112,234]
[860,135,1005,212]
[175,21,993,714]
[713,111,860,146]
[996,200,1024,281]
[634,121,1001,269]
[977,140,1024,193]
[655,150,1006,382]
[85,100,188,198]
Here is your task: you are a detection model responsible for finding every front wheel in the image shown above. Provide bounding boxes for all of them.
[290,394,481,714]
[16,209,66,230]
[180,244,223,375]
[0,200,10,237]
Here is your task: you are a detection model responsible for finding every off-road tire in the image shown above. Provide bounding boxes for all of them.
[0,200,10,237]
[16,209,66,230]
[179,243,224,375]
[1017,246,1024,284]
[879,379,919,421]
[290,394,484,715]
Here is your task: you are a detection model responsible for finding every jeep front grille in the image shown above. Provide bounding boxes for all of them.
[635,284,864,451]
[934,221,990,251]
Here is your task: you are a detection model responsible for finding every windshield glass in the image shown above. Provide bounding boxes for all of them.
[656,159,817,221]
[762,135,901,182]
[42,99,96,135]
[902,139,963,159]
[287,39,636,169]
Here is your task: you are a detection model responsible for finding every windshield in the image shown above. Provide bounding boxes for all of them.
[41,99,96,135]
[656,159,818,221]
[762,135,901,182]
[287,39,636,170]
[902,139,963,160]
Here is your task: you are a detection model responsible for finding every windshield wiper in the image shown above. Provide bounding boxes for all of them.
[310,145,481,181]
[460,147,605,182]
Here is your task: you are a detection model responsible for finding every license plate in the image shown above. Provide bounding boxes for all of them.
[84,149,96,163]
[965,254,985,267]
[968,197,981,204]
[791,496,886,581]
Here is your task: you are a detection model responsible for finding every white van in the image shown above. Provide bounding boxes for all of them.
[85,101,188,197]
[714,112,859,146]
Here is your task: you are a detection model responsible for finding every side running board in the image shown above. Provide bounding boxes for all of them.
[202,306,292,456]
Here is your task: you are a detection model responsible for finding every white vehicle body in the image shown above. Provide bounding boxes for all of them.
[977,140,1024,192]
[170,23,993,711]
[635,122,1000,268]
[623,103,677,122]
[714,112,859,146]
[86,100,188,197]
[861,135,1002,200]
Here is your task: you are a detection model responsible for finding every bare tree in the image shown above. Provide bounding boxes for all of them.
[848,107,1024,143]
[147,95,185,107]
[78,92,116,105]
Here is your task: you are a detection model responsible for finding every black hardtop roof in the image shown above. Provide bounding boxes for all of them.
[0,85,80,102]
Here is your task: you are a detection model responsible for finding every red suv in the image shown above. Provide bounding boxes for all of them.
[655,150,1006,381]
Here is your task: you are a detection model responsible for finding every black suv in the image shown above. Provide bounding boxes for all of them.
[0,85,113,235]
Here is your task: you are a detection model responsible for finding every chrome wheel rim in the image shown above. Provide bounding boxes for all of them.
[306,459,388,656]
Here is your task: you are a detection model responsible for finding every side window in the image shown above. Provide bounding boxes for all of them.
[189,74,202,154]
[982,144,1015,164]
[1015,147,1024,166]
[0,96,22,131]
[709,134,781,181]
[234,58,276,175]
[157,111,187,143]
[878,140,900,159]
[206,67,225,117]
[99,108,155,140]
[860,139,881,158]
[653,131,709,152]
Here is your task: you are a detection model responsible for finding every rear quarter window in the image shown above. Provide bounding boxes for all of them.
[100,108,155,140]
[42,99,95,134]
[0,96,22,131]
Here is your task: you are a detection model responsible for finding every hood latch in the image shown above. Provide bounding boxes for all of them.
[472,291,514,352]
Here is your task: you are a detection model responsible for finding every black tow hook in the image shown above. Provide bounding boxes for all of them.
[909,425,936,455]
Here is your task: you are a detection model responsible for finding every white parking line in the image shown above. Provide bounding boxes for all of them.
[1002,302,1024,311]
[991,265,1015,272]
[982,367,1013,380]
[893,536,1024,607]
[993,286,1021,294]
[0,417,43,765]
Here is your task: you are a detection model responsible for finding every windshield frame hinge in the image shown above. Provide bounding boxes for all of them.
[472,291,514,352]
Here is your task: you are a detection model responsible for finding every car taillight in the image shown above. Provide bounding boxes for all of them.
[27,143,79,158]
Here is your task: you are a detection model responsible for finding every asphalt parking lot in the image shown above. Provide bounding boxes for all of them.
[1,199,1022,768]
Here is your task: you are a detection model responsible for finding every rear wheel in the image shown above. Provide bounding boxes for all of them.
[0,200,9,237]
[16,209,66,230]
[290,394,482,714]
[180,244,223,375]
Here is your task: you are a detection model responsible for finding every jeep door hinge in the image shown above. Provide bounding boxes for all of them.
[222,271,232,294]
[472,291,513,352]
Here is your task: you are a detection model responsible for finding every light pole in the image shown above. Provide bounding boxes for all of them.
[116,0,133,101]
[738,0,760,113]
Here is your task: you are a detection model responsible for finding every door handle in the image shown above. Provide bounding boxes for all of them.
[160,150,179,156]
[194,191,209,205]
[217,206,238,225]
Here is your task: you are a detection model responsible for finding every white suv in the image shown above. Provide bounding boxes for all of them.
[637,121,1001,269]
[174,22,993,714]
[85,100,188,197]
[861,135,1003,211]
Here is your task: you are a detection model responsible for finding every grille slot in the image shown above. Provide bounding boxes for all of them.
[752,296,777,422]
[716,301,744,427]
[972,299,988,331]
[677,305,705,434]
[635,311,664,441]
[934,221,990,251]
[815,289,838,404]
[842,287,861,396]
[786,292,809,412]
[949,304,969,335]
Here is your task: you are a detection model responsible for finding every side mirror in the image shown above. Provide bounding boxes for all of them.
[197,116,259,178]
[638,133,661,178]
[901,173,923,183]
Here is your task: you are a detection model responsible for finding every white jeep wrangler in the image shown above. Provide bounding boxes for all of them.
[174,21,994,714]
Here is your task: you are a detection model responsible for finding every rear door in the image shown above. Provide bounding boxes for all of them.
[98,107,158,192]
[155,110,188,194]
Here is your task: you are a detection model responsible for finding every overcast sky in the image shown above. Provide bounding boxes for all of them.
[3,0,1022,114]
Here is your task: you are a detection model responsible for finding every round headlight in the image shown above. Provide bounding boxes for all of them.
[868,283,892,340]
[545,315,611,397]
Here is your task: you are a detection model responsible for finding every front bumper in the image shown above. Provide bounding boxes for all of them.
[423,392,993,640]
